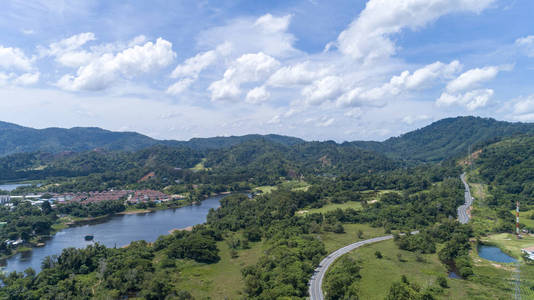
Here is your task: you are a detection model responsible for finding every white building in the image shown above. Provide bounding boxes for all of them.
[0,195,10,204]
[521,246,534,260]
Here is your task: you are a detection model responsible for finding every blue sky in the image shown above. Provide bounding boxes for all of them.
[0,0,533,141]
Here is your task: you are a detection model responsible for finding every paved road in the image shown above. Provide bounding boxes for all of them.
[458,173,473,224]
[308,235,394,300]
[308,173,474,299]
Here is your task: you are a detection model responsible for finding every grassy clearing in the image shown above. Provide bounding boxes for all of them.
[319,223,385,253]
[172,239,264,299]
[254,180,310,194]
[299,201,362,215]
[190,158,209,172]
[327,239,514,299]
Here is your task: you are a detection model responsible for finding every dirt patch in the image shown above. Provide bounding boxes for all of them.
[138,171,156,182]
[296,210,309,215]
[169,226,193,234]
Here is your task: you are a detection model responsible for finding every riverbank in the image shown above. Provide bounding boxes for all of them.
[1,195,224,274]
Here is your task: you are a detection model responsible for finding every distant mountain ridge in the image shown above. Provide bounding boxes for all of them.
[0,116,533,161]
[0,121,304,157]
[360,116,534,161]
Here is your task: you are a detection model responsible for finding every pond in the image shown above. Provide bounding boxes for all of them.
[477,245,517,263]
[0,194,224,273]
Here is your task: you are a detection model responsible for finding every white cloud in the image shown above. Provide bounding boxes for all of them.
[246,86,270,104]
[166,78,194,96]
[254,14,291,34]
[267,114,281,124]
[393,60,462,89]
[0,46,33,71]
[267,62,329,87]
[516,35,534,57]
[22,29,35,35]
[167,43,232,95]
[13,72,40,85]
[208,52,280,101]
[171,43,231,79]
[171,50,217,79]
[436,89,493,110]
[197,14,298,57]
[57,38,176,91]
[336,60,461,107]
[512,95,534,115]
[446,65,504,93]
[46,32,96,56]
[344,107,362,118]
[336,0,495,61]
[301,76,344,105]
[317,117,335,127]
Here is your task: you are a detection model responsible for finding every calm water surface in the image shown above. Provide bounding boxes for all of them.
[0,195,223,273]
[478,245,517,263]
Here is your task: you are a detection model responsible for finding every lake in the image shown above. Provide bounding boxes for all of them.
[478,245,517,263]
[0,194,223,273]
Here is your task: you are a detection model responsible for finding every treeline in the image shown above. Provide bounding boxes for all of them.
[56,200,126,218]
[0,201,55,254]
[0,226,221,299]
[395,220,474,277]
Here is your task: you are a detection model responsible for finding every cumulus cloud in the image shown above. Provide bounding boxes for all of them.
[0,46,33,71]
[57,38,176,91]
[246,86,270,104]
[267,62,329,87]
[166,78,194,96]
[171,43,231,79]
[197,13,298,58]
[436,89,493,110]
[13,72,40,85]
[336,60,461,107]
[167,43,232,95]
[336,0,495,61]
[40,32,97,68]
[301,76,344,105]
[208,52,279,101]
[445,65,509,93]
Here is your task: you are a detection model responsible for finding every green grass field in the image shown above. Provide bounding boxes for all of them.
[170,239,264,299]
[326,239,515,299]
[190,158,209,172]
[254,180,310,194]
[319,223,386,253]
[298,201,363,215]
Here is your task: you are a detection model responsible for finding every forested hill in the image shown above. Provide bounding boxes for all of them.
[474,135,534,207]
[352,116,534,162]
[0,121,303,156]
[0,121,161,156]
[1,116,534,161]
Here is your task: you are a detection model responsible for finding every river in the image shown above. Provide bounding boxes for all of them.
[0,195,223,273]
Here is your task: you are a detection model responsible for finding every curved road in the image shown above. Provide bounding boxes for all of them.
[458,173,473,224]
[308,235,394,300]
[308,173,474,299]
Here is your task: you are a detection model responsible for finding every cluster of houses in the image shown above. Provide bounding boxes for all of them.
[4,189,173,206]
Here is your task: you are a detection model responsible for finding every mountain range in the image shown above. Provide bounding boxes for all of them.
[1,116,533,162]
